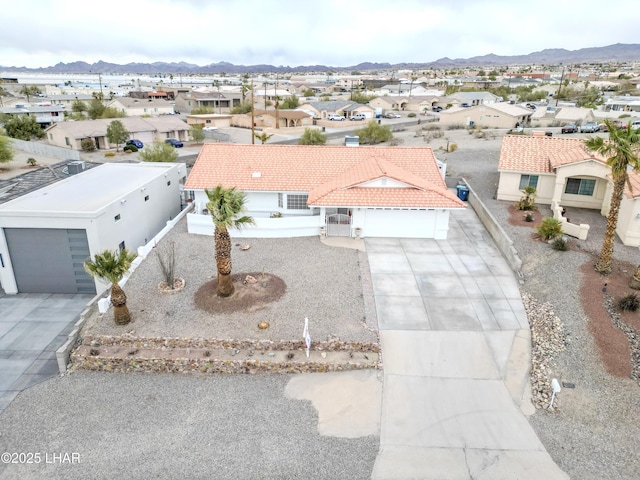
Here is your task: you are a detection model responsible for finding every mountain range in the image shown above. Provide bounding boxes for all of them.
[2,43,639,75]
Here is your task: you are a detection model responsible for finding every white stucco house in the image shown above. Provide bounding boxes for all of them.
[497,134,640,246]
[184,144,465,239]
[0,162,187,294]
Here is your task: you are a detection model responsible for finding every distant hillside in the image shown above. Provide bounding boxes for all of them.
[2,43,639,74]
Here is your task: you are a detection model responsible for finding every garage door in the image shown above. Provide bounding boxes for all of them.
[364,209,437,238]
[4,228,96,294]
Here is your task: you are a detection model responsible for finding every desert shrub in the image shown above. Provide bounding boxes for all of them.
[422,124,442,132]
[81,138,96,152]
[407,112,416,117]
[524,212,535,222]
[123,144,138,152]
[618,293,640,312]
[537,217,563,241]
[447,124,466,130]
[156,241,177,288]
[551,236,568,251]
[389,137,404,146]
[515,186,538,211]
[448,143,458,152]
[26,157,37,166]
[104,151,115,157]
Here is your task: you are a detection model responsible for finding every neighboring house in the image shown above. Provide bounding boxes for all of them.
[232,109,313,129]
[48,94,93,108]
[602,95,640,113]
[0,104,66,127]
[530,106,595,127]
[107,97,176,116]
[185,114,232,129]
[497,134,640,246]
[174,91,242,114]
[438,103,533,128]
[369,97,409,112]
[303,101,356,119]
[405,95,442,113]
[45,117,190,150]
[446,91,501,107]
[0,162,187,294]
[184,144,464,239]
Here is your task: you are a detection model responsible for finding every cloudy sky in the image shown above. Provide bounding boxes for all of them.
[1,0,637,69]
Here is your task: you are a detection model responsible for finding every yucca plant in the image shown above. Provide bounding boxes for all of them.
[537,217,563,241]
[84,249,137,325]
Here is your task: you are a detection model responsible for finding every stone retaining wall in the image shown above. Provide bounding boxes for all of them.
[70,334,381,375]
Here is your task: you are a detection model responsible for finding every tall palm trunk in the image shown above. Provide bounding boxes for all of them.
[595,177,626,274]
[214,225,234,297]
[110,283,131,325]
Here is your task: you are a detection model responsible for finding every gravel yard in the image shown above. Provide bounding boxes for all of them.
[81,219,378,345]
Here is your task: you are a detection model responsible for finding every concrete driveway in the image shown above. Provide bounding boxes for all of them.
[368,208,569,479]
[0,293,92,412]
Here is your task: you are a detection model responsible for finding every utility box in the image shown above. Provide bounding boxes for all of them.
[456,185,469,201]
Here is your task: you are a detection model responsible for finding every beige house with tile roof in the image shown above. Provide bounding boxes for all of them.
[439,103,533,128]
[184,144,465,239]
[45,117,190,150]
[497,134,640,246]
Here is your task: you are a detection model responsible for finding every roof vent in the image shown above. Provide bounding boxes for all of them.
[252,172,261,178]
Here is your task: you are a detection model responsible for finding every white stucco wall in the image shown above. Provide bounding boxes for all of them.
[0,162,185,294]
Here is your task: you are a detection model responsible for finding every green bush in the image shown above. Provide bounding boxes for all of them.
[104,151,115,157]
[524,212,535,222]
[537,217,563,241]
[81,138,96,152]
[123,144,138,152]
[407,112,416,118]
[618,293,640,312]
[551,236,568,251]
[26,157,37,166]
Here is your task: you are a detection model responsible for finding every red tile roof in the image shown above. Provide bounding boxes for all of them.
[498,134,640,199]
[185,144,465,209]
[498,134,604,173]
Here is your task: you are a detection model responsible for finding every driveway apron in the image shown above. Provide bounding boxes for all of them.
[0,293,92,412]
[369,208,569,479]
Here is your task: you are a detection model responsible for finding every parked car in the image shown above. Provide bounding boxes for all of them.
[202,126,218,131]
[631,121,640,130]
[432,106,443,112]
[165,138,184,148]
[580,122,600,133]
[349,113,367,121]
[126,139,144,148]
[597,123,609,132]
[561,124,578,134]
[327,114,345,121]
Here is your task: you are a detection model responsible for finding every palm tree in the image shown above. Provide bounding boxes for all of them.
[584,119,640,274]
[254,132,273,144]
[206,186,255,297]
[84,249,137,325]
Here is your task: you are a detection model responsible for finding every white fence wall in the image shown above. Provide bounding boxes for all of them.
[187,213,322,238]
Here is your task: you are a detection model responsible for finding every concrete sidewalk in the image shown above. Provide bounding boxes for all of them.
[369,208,568,479]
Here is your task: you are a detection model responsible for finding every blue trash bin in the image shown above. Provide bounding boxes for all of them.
[456,185,469,201]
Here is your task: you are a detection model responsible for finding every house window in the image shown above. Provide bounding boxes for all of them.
[119,241,125,251]
[114,214,121,221]
[287,194,308,210]
[144,195,150,202]
[167,181,171,186]
[278,193,283,208]
[519,175,539,190]
[65,137,70,146]
[565,178,595,196]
